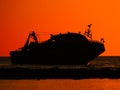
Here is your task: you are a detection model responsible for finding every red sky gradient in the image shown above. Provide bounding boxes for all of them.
[0,0,120,56]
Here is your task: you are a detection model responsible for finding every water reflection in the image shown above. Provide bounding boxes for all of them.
[0,79,120,90]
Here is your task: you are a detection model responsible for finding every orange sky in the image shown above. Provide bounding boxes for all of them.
[0,0,120,56]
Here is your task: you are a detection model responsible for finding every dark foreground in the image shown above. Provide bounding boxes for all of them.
[0,67,120,79]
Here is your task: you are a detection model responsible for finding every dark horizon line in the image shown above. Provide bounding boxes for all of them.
[0,55,120,57]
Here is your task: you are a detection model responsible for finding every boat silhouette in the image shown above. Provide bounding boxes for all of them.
[10,25,105,65]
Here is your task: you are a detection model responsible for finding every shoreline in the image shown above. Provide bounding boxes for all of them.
[0,67,120,79]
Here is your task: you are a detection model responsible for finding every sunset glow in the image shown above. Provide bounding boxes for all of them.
[1,0,120,56]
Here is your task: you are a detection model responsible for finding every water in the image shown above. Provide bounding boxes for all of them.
[1,56,120,69]
[1,56,120,90]
[1,79,120,90]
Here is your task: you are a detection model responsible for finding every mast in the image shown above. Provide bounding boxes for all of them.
[23,31,38,49]
[84,24,92,40]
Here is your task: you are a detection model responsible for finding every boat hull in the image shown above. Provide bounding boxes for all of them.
[10,42,105,65]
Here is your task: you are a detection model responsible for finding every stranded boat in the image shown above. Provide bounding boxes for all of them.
[10,24,105,65]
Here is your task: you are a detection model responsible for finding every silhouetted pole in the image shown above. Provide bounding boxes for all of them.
[84,24,92,40]
[101,38,105,44]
